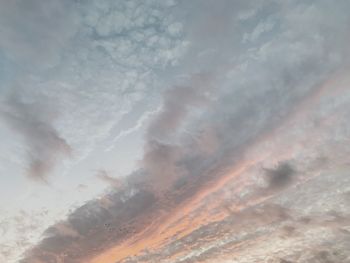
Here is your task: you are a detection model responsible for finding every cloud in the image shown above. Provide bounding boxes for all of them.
[45,222,80,239]
[136,0,350,194]
[0,1,190,258]
[142,140,183,189]
[96,170,123,189]
[0,93,71,181]
[146,73,213,142]
[141,73,215,189]
[105,105,161,152]
[18,0,350,262]
[264,162,296,189]
[20,184,157,262]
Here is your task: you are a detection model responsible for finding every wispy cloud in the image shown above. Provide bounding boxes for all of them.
[96,170,123,189]
[0,92,71,181]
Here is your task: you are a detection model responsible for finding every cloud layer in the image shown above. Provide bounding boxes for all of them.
[1,0,350,262]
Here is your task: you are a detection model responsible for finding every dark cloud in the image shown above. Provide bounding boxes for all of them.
[264,162,296,189]
[21,185,158,262]
[0,93,71,181]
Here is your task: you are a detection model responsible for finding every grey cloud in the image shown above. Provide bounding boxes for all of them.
[264,162,296,189]
[171,0,349,175]
[146,73,213,141]
[123,0,350,194]
[45,222,80,239]
[142,73,215,189]
[21,185,157,262]
[0,93,71,181]
[143,140,183,189]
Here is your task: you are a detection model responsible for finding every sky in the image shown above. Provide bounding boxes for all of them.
[0,0,350,262]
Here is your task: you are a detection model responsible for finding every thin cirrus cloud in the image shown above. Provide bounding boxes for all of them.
[1,0,350,262]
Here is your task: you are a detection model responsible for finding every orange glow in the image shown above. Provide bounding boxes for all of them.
[89,71,350,263]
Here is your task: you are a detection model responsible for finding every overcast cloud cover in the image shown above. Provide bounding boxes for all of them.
[0,0,350,262]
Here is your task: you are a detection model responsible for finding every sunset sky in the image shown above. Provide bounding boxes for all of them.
[0,0,350,262]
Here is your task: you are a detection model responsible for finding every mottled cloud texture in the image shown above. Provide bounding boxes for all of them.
[2,0,350,262]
